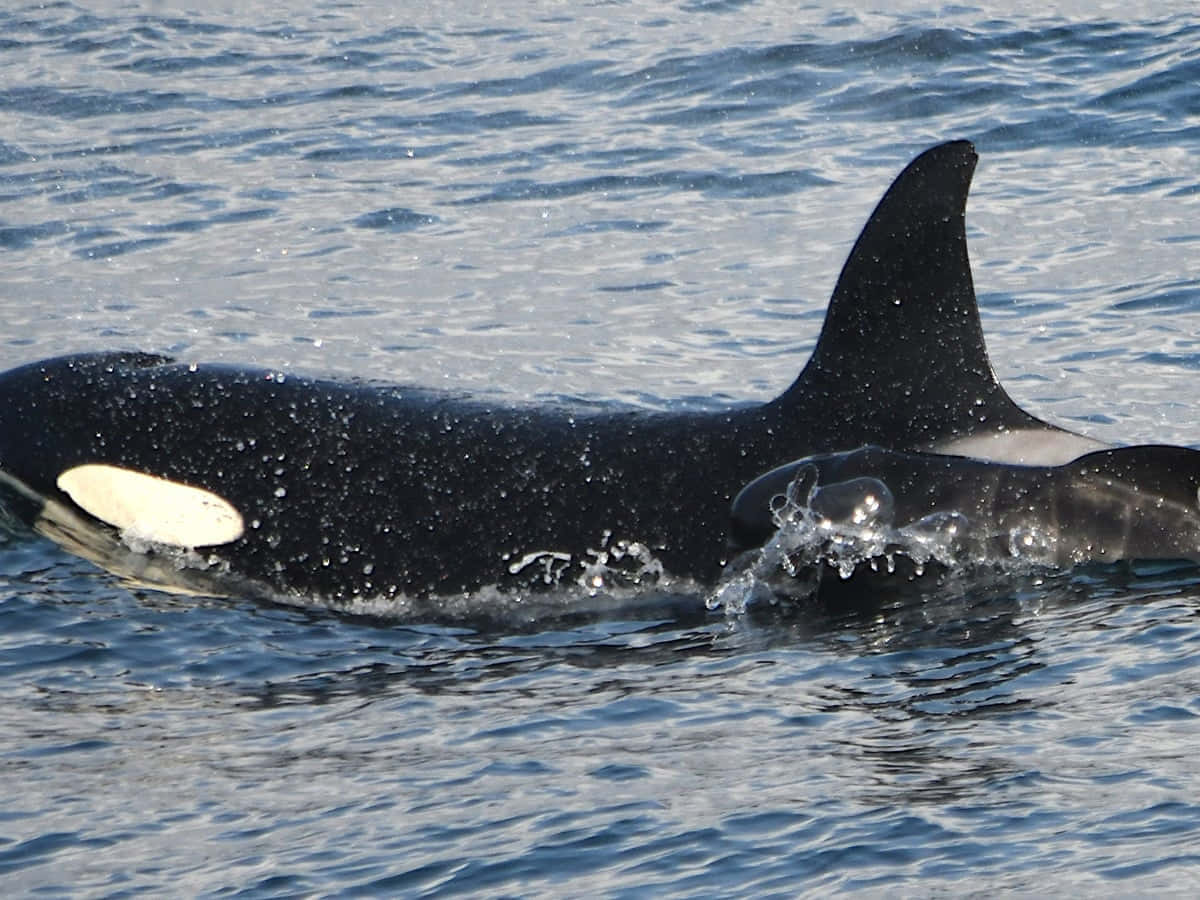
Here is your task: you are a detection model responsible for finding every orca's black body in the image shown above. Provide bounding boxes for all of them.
[731,445,1200,567]
[0,142,1125,602]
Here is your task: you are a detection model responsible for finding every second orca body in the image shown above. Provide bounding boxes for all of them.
[730,445,1200,572]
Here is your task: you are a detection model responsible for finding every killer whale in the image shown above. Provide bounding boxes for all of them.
[730,445,1200,570]
[0,140,1105,603]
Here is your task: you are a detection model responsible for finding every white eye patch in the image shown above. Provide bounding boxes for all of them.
[56,464,244,548]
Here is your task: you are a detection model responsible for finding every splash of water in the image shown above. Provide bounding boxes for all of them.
[710,463,1055,615]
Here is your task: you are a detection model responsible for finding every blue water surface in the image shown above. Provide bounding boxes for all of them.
[3,1,1200,895]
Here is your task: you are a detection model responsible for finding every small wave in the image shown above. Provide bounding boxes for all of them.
[352,207,439,231]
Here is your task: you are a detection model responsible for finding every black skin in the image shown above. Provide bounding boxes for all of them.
[730,445,1200,566]
[0,141,1070,602]
[0,353,812,598]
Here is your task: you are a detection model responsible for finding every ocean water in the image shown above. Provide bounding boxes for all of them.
[3,1,1200,895]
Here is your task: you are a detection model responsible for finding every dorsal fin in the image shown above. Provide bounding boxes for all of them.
[774,140,1048,449]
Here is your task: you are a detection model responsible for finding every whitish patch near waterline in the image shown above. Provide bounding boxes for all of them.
[935,429,1110,466]
[56,464,244,547]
